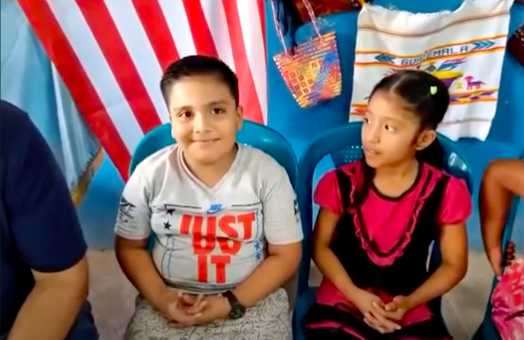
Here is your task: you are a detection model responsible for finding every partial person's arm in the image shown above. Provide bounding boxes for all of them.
[114,171,172,314]
[402,222,468,309]
[479,159,524,275]
[231,166,303,308]
[4,109,90,340]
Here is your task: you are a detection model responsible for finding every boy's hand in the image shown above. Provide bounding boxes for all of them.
[159,291,207,326]
[194,294,231,325]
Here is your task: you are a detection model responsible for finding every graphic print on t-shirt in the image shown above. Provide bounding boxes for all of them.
[117,197,136,223]
[151,201,263,289]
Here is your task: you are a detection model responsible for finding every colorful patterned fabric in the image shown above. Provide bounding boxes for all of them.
[272,0,342,108]
[491,257,524,340]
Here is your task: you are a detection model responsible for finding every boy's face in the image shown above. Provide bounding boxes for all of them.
[167,75,242,166]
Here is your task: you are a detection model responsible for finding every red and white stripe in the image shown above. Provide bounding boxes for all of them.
[19,0,267,180]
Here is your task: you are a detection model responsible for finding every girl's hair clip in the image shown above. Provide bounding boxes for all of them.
[430,86,438,95]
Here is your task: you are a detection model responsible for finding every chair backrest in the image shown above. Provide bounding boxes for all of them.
[129,121,298,188]
[296,122,473,296]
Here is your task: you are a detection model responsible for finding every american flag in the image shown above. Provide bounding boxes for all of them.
[19,0,267,180]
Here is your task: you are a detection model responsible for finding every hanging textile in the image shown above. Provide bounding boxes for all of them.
[272,0,342,108]
[349,0,513,141]
[1,0,101,205]
[18,0,266,180]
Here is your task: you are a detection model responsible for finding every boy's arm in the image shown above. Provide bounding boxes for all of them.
[479,159,524,275]
[114,172,173,314]
[231,164,303,308]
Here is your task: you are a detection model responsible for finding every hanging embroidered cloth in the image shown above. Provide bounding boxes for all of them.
[349,0,513,141]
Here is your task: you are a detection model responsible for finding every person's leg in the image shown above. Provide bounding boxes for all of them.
[479,159,524,275]
[64,301,99,340]
[125,289,291,340]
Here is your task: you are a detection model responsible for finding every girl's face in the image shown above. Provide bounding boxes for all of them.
[361,90,435,169]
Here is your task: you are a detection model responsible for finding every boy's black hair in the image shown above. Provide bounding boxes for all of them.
[355,70,450,206]
[160,55,239,106]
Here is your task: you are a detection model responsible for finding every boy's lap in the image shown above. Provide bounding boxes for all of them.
[125,288,291,340]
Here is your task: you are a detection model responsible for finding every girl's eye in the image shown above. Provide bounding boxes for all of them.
[212,108,225,114]
[179,111,192,118]
[363,117,370,124]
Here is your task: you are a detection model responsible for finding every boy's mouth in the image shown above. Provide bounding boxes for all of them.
[192,138,219,144]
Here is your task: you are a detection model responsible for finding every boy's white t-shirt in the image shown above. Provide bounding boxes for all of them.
[115,144,303,292]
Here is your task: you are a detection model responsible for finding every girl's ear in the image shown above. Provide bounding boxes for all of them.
[416,129,437,151]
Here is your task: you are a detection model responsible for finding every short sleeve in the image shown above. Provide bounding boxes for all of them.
[2,107,87,272]
[261,163,303,245]
[439,176,472,225]
[114,168,152,240]
[313,170,344,215]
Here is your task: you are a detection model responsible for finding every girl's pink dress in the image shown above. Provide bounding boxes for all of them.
[491,257,524,340]
[305,161,472,340]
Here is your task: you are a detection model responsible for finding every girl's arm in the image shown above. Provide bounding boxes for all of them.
[403,222,468,310]
[312,209,361,300]
[480,159,523,275]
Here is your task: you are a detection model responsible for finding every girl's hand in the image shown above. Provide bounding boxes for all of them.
[488,241,516,277]
[351,288,401,334]
[372,295,411,322]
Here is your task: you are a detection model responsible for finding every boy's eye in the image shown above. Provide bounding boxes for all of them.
[179,111,192,118]
[212,108,225,114]
[363,117,370,124]
[384,124,395,131]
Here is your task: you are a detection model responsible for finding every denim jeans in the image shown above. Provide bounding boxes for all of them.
[65,300,99,340]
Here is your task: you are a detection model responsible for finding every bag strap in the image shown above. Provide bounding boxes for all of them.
[270,0,322,54]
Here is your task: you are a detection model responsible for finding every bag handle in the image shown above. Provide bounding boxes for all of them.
[271,0,322,54]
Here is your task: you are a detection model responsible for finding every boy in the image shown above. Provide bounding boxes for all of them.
[115,56,303,340]
[479,158,523,276]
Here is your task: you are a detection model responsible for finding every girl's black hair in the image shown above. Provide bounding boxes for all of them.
[355,70,450,206]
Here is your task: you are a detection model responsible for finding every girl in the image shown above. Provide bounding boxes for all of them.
[305,70,472,339]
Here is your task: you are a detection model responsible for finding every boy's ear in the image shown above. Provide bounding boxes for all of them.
[236,105,244,131]
[416,129,437,150]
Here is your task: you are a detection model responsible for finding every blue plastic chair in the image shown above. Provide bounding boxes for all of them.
[472,152,524,340]
[292,122,473,340]
[129,121,298,188]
